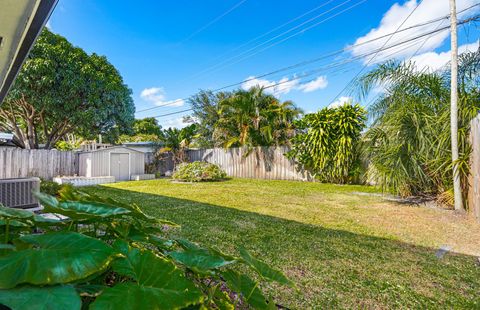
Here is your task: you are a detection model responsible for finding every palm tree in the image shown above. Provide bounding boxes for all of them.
[160,124,198,166]
[213,86,302,149]
[358,49,480,201]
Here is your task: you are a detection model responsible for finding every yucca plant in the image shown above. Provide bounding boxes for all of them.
[358,49,480,200]
[0,186,294,309]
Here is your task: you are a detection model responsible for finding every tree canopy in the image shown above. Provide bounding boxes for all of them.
[212,87,302,149]
[0,29,135,149]
[186,90,231,148]
[118,117,163,143]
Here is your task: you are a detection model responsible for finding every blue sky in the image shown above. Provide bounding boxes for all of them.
[47,0,480,128]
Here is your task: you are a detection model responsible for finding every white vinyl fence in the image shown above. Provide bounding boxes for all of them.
[0,147,77,179]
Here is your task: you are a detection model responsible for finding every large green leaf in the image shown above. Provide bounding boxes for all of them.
[35,192,131,219]
[169,240,236,274]
[33,192,59,209]
[239,247,295,287]
[60,188,174,225]
[91,242,203,309]
[222,269,274,310]
[0,220,30,227]
[0,205,34,219]
[0,232,119,289]
[32,214,65,226]
[0,285,81,310]
[90,283,201,310]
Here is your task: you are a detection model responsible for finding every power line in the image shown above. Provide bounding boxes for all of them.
[146,16,479,118]
[138,6,479,114]
[182,0,337,81]
[191,0,366,80]
[179,0,248,43]
[328,0,423,105]
[136,11,476,114]
[136,4,480,114]
[151,19,474,119]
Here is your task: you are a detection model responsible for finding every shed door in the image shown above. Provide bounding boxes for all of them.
[110,153,129,181]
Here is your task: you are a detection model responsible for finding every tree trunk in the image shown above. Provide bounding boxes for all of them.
[450,0,463,210]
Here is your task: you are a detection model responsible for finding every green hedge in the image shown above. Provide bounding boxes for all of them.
[172,162,227,182]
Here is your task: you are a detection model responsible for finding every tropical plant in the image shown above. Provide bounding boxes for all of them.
[159,124,198,166]
[0,29,135,149]
[358,50,480,199]
[173,162,227,182]
[118,118,163,143]
[0,186,294,309]
[214,87,302,150]
[186,90,232,148]
[287,103,367,184]
[39,179,66,197]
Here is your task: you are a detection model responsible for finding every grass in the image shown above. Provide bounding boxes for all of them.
[84,178,480,309]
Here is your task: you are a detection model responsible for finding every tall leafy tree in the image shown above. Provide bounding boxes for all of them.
[359,50,480,199]
[186,90,232,148]
[213,87,302,149]
[287,103,367,184]
[118,117,163,143]
[0,29,135,149]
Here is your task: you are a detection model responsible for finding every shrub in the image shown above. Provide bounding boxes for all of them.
[0,186,293,309]
[172,161,227,182]
[39,178,65,196]
[287,103,367,184]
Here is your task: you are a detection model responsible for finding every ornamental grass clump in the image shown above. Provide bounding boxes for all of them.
[172,161,227,182]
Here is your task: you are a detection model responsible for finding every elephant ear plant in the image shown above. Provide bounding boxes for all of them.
[0,187,294,309]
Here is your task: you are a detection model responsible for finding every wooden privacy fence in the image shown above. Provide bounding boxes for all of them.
[469,115,480,222]
[0,147,77,179]
[187,146,311,181]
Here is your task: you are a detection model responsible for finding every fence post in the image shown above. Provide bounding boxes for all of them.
[469,115,480,222]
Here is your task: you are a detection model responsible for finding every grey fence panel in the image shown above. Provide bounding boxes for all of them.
[0,147,77,180]
[187,147,310,181]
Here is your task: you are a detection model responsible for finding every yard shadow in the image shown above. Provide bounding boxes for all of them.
[84,186,480,308]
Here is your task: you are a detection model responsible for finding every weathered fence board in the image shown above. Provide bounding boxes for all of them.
[469,115,480,222]
[187,146,311,181]
[0,147,77,180]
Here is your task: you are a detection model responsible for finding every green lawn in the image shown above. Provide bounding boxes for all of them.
[84,178,480,309]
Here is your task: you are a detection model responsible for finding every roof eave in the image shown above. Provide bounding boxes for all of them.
[0,0,58,104]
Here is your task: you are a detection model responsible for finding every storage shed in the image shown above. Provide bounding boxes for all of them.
[78,146,145,181]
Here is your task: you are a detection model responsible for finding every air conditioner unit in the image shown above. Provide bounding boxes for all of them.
[0,177,41,209]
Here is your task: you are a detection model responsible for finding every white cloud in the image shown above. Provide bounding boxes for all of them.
[328,96,352,109]
[298,76,328,92]
[140,87,184,107]
[241,75,328,96]
[241,76,298,96]
[46,20,52,29]
[350,0,480,64]
[160,117,189,129]
[410,41,479,72]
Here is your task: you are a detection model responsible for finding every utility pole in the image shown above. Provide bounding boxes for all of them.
[450,0,463,211]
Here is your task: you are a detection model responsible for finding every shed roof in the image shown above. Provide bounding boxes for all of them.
[77,146,145,154]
